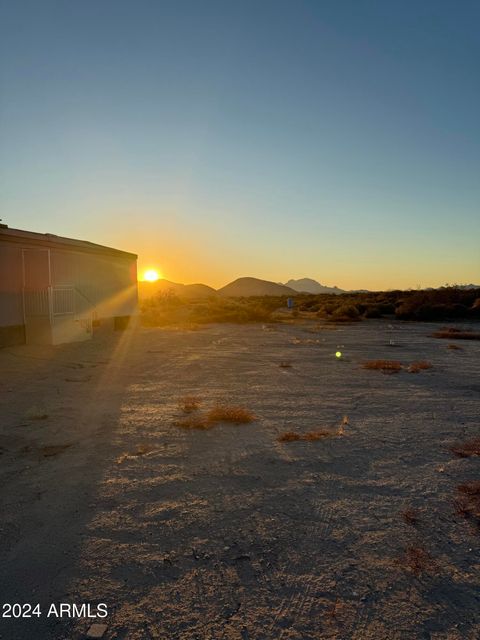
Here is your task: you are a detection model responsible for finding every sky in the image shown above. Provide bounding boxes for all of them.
[0,0,479,290]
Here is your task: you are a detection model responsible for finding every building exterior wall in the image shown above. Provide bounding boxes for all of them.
[0,242,24,327]
[0,230,138,347]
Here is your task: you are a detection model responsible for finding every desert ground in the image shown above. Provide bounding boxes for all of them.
[1,319,479,640]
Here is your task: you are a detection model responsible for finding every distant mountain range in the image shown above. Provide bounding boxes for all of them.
[138,279,216,299]
[139,277,480,300]
[218,277,297,297]
[139,276,346,299]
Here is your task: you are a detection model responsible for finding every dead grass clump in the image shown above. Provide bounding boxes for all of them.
[402,508,419,526]
[450,438,480,458]
[432,328,480,340]
[278,430,332,442]
[400,546,432,576]
[174,404,256,430]
[458,480,480,496]
[362,360,402,373]
[178,396,202,412]
[408,361,433,373]
[454,481,480,523]
[278,431,302,442]
[207,405,256,424]
[454,497,471,518]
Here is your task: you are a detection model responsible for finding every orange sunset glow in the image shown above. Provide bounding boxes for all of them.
[1,2,479,639]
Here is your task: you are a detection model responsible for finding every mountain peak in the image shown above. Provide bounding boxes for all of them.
[218,277,298,297]
[285,278,344,294]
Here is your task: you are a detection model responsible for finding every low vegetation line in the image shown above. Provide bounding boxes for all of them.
[140,286,480,326]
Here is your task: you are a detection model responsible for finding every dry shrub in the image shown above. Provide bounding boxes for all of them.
[174,404,256,430]
[450,438,480,458]
[408,361,432,373]
[402,508,419,526]
[207,405,256,424]
[278,430,332,442]
[179,396,202,412]
[454,481,480,524]
[400,546,432,576]
[363,360,402,373]
[454,497,471,518]
[278,432,302,442]
[432,328,480,340]
[458,480,480,496]
[329,304,360,323]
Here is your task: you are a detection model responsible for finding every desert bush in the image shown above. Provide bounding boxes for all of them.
[378,302,396,315]
[402,508,419,526]
[395,288,480,321]
[450,437,480,457]
[315,303,336,318]
[454,481,480,525]
[207,405,256,424]
[408,361,432,373]
[175,404,256,429]
[364,305,383,318]
[399,546,433,575]
[363,360,402,373]
[330,304,360,323]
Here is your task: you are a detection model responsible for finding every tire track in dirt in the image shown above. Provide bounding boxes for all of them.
[263,473,339,637]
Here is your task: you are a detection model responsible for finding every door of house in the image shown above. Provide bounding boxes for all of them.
[22,248,52,344]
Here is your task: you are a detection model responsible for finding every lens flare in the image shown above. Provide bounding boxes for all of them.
[144,269,160,282]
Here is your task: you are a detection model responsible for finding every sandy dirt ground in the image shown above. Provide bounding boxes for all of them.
[1,319,479,640]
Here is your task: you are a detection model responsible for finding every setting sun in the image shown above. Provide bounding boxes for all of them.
[143,269,161,282]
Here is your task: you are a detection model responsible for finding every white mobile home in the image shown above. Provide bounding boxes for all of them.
[0,225,138,347]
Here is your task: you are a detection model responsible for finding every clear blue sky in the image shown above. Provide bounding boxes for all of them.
[1,0,478,288]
